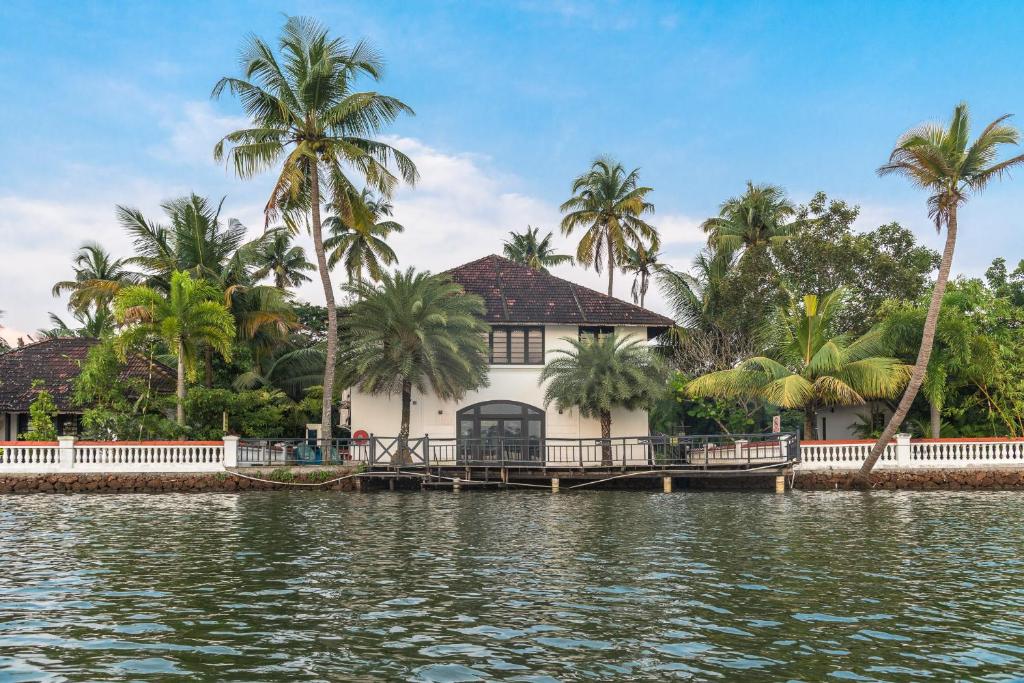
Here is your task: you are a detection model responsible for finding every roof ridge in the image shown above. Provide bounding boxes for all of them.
[567,283,588,322]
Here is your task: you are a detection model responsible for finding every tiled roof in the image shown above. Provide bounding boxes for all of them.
[445,255,675,327]
[0,337,175,412]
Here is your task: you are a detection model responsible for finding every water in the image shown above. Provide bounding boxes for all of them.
[2,491,1023,681]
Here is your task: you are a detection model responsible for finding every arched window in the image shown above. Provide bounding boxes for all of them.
[457,401,545,462]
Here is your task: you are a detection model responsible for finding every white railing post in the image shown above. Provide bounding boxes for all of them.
[57,435,76,470]
[734,439,748,461]
[223,436,239,468]
[895,433,912,468]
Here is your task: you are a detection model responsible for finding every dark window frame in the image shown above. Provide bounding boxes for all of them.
[488,326,545,365]
[578,325,615,342]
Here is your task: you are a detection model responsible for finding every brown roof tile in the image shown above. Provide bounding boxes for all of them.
[445,255,675,327]
[0,337,175,412]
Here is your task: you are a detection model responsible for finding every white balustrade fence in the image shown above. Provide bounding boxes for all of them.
[0,437,238,473]
[797,434,1024,471]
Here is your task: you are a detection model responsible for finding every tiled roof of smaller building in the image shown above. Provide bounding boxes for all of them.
[0,337,175,412]
[445,255,675,327]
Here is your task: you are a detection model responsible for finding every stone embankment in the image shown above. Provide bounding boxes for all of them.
[795,467,1024,490]
[0,467,359,494]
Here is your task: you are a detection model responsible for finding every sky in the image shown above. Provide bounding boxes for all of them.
[1,0,1023,343]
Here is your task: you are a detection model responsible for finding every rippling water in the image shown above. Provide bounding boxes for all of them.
[2,491,1024,681]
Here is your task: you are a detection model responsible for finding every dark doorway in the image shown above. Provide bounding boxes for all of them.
[456,401,545,463]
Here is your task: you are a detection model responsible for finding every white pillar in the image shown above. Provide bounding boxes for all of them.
[57,435,76,470]
[895,433,912,468]
[551,477,560,493]
[775,474,786,494]
[663,476,673,493]
[223,435,239,468]
[734,439,749,460]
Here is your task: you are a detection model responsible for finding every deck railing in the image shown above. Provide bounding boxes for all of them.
[0,437,232,473]
[797,435,1024,470]
[236,433,800,469]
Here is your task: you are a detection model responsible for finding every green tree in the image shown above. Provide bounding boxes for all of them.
[687,290,911,439]
[540,334,665,464]
[502,226,573,272]
[702,182,795,264]
[622,239,661,309]
[252,228,315,290]
[861,102,1024,477]
[325,189,404,287]
[40,308,116,339]
[213,16,418,443]
[340,269,489,460]
[22,381,58,441]
[114,271,236,426]
[560,157,657,296]
[52,241,137,314]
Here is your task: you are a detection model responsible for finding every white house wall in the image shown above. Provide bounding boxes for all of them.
[349,324,652,439]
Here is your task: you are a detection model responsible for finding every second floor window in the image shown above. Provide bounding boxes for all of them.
[488,326,544,364]
[579,325,614,342]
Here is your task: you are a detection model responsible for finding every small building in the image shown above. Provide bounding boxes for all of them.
[349,255,674,447]
[0,337,175,440]
[814,402,893,441]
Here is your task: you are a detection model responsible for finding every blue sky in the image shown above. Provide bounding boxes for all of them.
[2,0,1023,339]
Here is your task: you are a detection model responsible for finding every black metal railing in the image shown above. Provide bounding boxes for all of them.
[237,432,799,470]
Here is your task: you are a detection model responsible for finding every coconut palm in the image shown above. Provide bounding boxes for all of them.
[325,189,404,287]
[502,226,573,273]
[540,334,665,465]
[687,289,911,439]
[41,308,116,339]
[860,102,1024,477]
[622,238,661,309]
[52,242,137,313]
[234,345,326,402]
[340,269,489,461]
[560,157,657,296]
[213,16,418,443]
[253,228,315,290]
[701,182,795,264]
[114,271,235,426]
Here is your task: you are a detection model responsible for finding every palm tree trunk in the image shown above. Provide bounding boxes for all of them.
[204,347,213,388]
[398,379,412,466]
[930,401,941,439]
[858,208,958,479]
[804,408,816,440]
[176,340,186,426]
[309,164,337,449]
[600,409,612,466]
[606,232,614,297]
[639,273,647,309]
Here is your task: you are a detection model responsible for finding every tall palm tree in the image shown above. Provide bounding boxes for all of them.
[52,242,137,313]
[687,290,911,439]
[340,269,489,461]
[502,226,573,273]
[253,228,316,290]
[114,271,236,426]
[701,182,795,264]
[41,308,116,339]
[325,188,404,287]
[213,16,418,443]
[540,334,665,465]
[860,102,1024,477]
[560,157,657,296]
[622,238,661,309]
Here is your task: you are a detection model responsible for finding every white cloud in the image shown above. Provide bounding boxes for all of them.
[150,101,250,168]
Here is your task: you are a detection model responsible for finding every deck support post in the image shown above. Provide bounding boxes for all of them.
[389,478,395,491]
[551,477,559,493]
[663,476,673,493]
[453,477,461,492]
[354,477,363,492]
[500,467,508,484]
[775,474,786,494]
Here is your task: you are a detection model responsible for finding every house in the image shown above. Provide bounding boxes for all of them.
[0,337,175,440]
[815,402,893,440]
[349,255,674,448]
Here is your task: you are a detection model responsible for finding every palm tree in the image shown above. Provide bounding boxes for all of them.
[502,226,573,272]
[622,238,661,309]
[701,182,795,264]
[686,290,911,439]
[860,102,1024,477]
[540,334,665,465]
[340,269,489,461]
[52,242,137,313]
[325,189,404,287]
[213,16,418,443]
[41,308,116,339]
[114,271,235,426]
[253,228,316,290]
[234,345,326,402]
[560,157,657,296]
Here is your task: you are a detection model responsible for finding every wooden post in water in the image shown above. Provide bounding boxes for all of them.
[389,478,395,491]
[551,477,560,493]
[663,476,673,493]
[453,477,462,492]
[775,474,786,494]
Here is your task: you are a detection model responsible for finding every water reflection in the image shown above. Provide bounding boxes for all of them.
[2,491,1023,680]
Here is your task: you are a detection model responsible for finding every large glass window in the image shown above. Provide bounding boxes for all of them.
[488,326,544,364]
[579,325,615,342]
[456,400,545,463]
